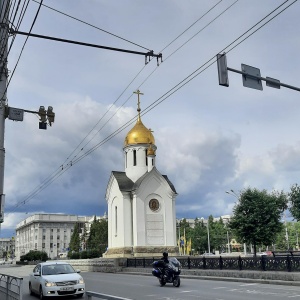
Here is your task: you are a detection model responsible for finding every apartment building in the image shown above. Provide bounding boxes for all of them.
[15,214,96,260]
[0,237,15,260]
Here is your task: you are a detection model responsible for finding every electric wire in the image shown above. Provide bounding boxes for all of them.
[6,0,31,60]
[5,1,229,214]
[31,0,151,51]
[164,0,239,62]
[6,0,296,214]
[61,0,226,168]
[49,0,299,171]
[160,0,223,53]
[0,0,43,100]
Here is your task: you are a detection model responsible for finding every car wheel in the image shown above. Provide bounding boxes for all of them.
[29,283,34,295]
[77,294,84,298]
[39,286,44,300]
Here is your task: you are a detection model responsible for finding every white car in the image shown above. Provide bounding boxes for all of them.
[29,261,85,299]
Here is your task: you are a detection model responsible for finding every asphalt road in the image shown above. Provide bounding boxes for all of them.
[1,265,300,300]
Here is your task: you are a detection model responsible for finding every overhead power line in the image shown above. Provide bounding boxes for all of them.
[6,0,297,215]
[31,0,151,51]
[1,0,43,100]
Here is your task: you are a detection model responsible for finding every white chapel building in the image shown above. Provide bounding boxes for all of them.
[105,91,178,257]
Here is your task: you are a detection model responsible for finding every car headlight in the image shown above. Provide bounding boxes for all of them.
[45,280,56,287]
[78,277,84,284]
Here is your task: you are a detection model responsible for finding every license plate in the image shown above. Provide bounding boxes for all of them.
[60,287,74,291]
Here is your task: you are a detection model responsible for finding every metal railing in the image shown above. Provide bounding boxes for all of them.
[127,255,300,272]
[86,291,133,300]
[0,273,23,300]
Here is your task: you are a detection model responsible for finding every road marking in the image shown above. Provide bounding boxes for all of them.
[288,295,300,298]
[239,283,258,286]
[213,287,226,289]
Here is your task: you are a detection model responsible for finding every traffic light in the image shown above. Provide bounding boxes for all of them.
[47,106,55,126]
[38,106,47,122]
[217,53,229,87]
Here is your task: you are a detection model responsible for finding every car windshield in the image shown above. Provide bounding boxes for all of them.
[42,264,76,275]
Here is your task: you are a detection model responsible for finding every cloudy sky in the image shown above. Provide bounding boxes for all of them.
[1,0,300,238]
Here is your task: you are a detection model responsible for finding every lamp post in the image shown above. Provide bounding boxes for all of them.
[226,230,231,254]
[225,190,247,256]
[201,217,211,254]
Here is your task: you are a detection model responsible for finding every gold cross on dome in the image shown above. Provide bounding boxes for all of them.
[133,89,144,113]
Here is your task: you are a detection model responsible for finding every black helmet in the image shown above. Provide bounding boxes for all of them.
[163,252,168,258]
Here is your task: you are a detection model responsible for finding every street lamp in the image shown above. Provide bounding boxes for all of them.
[225,189,247,256]
[201,217,211,254]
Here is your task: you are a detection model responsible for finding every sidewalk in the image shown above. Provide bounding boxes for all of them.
[0,264,33,278]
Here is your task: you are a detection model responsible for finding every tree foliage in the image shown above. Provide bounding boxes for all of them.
[289,184,300,221]
[20,250,48,262]
[229,187,288,255]
[69,223,81,252]
[87,217,108,255]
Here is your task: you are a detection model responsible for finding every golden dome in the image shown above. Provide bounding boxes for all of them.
[124,118,155,146]
[124,89,155,147]
[147,144,156,156]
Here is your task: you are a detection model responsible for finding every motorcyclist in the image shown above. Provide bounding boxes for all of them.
[161,252,169,279]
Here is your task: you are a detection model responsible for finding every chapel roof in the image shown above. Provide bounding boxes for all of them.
[112,170,177,194]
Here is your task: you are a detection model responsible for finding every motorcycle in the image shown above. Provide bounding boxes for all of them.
[152,257,181,287]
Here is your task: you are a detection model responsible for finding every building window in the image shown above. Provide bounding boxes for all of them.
[57,229,60,233]
[57,243,60,249]
[35,235,37,240]
[35,243,37,250]
[50,243,53,248]
[133,150,137,166]
[51,229,53,233]
[145,149,148,166]
[57,235,60,240]
[42,235,45,240]
[115,206,118,236]
[42,243,45,248]
[50,235,53,240]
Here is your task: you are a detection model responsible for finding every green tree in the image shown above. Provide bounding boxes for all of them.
[289,184,300,221]
[69,223,81,252]
[191,218,207,254]
[229,187,288,256]
[20,250,48,262]
[209,217,227,253]
[87,217,108,255]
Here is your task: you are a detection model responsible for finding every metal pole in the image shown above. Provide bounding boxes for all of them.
[207,219,211,254]
[0,0,9,231]
[227,67,300,92]
[227,231,230,253]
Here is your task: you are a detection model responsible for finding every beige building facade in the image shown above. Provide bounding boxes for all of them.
[15,214,103,260]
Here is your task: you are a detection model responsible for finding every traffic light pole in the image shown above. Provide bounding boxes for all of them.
[217,53,300,92]
[0,0,9,226]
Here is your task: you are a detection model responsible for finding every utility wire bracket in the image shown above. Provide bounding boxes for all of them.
[10,29,163,65]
